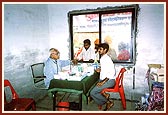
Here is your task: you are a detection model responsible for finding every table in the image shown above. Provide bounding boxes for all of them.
[48,72,99,110]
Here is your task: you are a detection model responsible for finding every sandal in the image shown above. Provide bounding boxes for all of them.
[104,100,114,111]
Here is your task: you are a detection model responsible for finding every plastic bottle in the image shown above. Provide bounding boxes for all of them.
[93,59,98,70]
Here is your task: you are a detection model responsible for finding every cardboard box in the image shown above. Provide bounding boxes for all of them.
[157,67,164,82]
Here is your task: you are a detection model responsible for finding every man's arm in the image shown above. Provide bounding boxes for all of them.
[59,60,71,67]
[96,77,109,87]
[76,49,83,61]
[44,61,56,88]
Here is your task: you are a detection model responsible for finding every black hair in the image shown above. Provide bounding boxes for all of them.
[98,43,109,53]
[83,39,91,45]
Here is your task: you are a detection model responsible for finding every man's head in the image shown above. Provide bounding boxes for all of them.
[83,39,91,50]
[98,43,109,56]
[94,39,99,52]
[104,35,112,44]
[49,48,60,60]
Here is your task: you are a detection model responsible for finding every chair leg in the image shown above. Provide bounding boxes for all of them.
[98,105,102,110]
[86,96,89,105]
[79,93,82,110]
[119,88,126,109]
[32,101,36,111]
[53,93,56,111]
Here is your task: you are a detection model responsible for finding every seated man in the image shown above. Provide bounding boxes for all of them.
[77,39,95,62]
[43,48,77,88]
[90,43,116,111]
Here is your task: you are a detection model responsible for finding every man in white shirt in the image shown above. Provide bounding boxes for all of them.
[90,43,116,111]
[77,39,95,62]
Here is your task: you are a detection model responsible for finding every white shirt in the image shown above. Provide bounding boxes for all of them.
[99,54,115,80]
[77,47,95,61]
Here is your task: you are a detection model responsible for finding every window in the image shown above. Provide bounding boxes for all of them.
[68,4,139,65]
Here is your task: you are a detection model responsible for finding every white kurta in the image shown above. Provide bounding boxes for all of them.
[99,54,115,80]
[77,47,95,61]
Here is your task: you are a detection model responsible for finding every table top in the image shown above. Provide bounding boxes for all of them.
[54,63,96,81]
[48,71,100,97]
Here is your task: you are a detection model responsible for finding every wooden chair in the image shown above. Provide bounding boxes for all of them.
[4,79,36,111]
[101,68,127,110]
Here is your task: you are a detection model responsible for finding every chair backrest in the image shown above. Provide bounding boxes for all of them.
[4,79,19,102]
[114,68,126,89]
[30,63,46,83]
[30,63,47,89]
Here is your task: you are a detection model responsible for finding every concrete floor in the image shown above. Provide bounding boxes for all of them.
[35,92,139,112]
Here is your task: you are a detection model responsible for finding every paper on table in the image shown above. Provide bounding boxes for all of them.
[54,72,69,80]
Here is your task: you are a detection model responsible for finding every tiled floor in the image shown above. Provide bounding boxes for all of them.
[35,92,138,112]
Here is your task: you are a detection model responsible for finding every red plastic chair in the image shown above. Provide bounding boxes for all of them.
[4,79,36,111]
[101,68,127,110]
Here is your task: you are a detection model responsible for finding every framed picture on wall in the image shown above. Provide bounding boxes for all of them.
[68,4,139,65]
